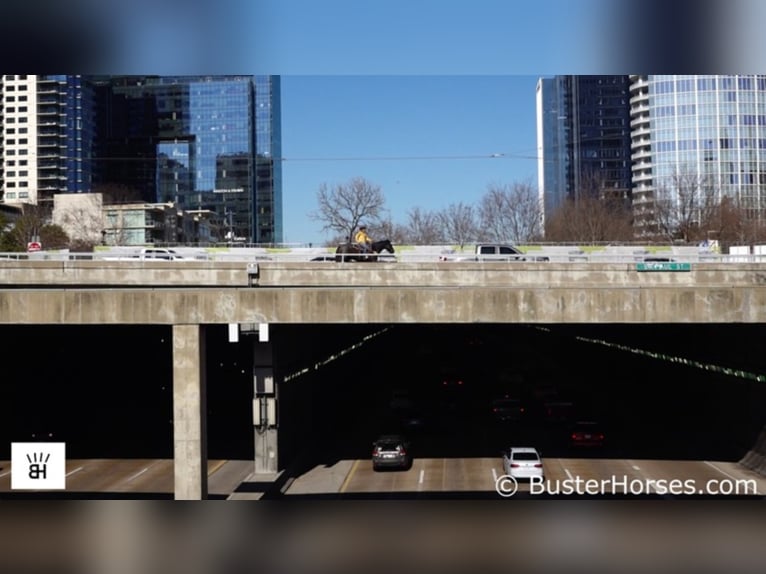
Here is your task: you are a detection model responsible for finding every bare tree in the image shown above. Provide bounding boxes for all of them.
[703,195,766,249]
[545,195,633,243]
[372,214,408,244]
[310,177,386,242]
[478,181,543,243]
[53,193,104,251]
[403,207,444,244]
[6,204,48,250]
[652,168,719,242]
[437,202,478,248]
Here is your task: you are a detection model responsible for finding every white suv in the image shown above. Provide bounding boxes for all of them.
[503,447,544,480]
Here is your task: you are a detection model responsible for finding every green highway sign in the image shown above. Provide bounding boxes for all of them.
[636,261,691,272]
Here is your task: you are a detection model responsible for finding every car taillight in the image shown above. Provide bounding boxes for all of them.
[373,447,380,456]
[598,434,605,440]
[510,463,520,468]
[534,463,542,467]
[399,448,407,456]
[571,433,579,440]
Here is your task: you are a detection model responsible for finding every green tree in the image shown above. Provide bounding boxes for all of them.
[40,224,70,250]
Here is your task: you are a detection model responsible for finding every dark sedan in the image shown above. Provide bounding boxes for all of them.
[372,434,412,471]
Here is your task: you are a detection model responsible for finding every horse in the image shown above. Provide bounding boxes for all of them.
[335,239,395,262]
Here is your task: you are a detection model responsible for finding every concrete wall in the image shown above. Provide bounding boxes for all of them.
[1,261,766,325]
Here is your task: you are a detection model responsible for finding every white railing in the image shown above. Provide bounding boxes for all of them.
[2,248,765,264]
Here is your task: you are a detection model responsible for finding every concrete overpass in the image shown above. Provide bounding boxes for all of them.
[2,259,765,498]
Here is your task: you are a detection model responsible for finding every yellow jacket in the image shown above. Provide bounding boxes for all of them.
[355,229,372,245]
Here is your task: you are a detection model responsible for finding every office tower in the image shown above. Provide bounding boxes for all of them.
[0,75,96,206]
[536,76,568,226]
[536,75,633,229]
[630,75,766,236]
[94,75,282,244]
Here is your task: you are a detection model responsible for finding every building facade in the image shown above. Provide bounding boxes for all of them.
[1,75,96,206]
[536,75,633,227]
[1,75,283,245]
[94,75,282,244]
[631,75,766,235]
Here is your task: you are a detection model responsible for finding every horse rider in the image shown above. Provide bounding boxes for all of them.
[354,224,372,253]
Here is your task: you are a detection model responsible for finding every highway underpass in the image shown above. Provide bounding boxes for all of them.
[1,322,765,498]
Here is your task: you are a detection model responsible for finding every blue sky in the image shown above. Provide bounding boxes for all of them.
[16,0,762,244]
[280,75,543,245]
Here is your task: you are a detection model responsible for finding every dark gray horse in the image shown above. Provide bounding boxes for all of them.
[335,239,395,262]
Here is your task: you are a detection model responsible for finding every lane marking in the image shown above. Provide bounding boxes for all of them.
[339,459,360,493]
[66,466,83,477]
[208,460,226,476]
[491,467,498,482]
[632,465,640,470]
[564,468,574,481]
[418,469,424,484]
[0,469,11,478]
[127,467,149,482]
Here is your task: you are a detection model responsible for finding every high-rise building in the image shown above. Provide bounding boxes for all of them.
[0,75,96,206]
[1,74,283,245]
[536,75,633,227]
[93,75,282,244]
[630,75,766,235]
[536,76,569,225]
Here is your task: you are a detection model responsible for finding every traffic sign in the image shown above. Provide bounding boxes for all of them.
[27,241,42,252]
[636,262,691,272]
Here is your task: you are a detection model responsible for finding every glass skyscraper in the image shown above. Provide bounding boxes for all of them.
[95,75,282,244]
[631,75,766,233]
[536,75,633,227]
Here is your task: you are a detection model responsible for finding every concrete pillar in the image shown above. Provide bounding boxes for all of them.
[172,324,208,499]
[254,337,278,474]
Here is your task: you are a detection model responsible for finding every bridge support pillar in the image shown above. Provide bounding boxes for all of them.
[172,324,208,499]
[253,334,278,474]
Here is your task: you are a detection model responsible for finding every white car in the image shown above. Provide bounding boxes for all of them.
[503,447,544,480]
